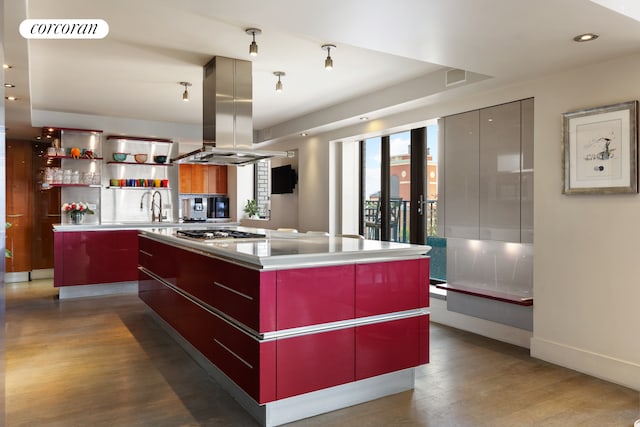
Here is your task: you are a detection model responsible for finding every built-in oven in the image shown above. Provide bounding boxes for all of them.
[207,196,229,219]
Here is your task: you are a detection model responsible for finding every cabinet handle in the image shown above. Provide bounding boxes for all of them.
[214,339,254,369]
[7,214,23,217]
[47,214,62,217]
[139,250,153,257]
[213,281,253,301]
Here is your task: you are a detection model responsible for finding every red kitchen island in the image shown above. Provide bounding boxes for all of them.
[138,226,431,426]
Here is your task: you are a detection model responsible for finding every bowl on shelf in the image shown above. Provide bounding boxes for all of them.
[134,153,148,163]
[113,152,128,162]
[153,155,167,164]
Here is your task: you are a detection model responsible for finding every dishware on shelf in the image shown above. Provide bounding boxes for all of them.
[153,155,167,164]
[134,153,148,163]
[113,152,128,161]
[62,169,72,184]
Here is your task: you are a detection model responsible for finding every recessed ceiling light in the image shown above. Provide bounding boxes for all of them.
[300,132,308,137]
[573,33,599,42]
[5,96,18,101]
[4,83,15,88]
[3,64,12,69]
[359,117,369,121]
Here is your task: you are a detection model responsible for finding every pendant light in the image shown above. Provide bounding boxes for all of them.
[273,71,285,92]
[180,81,192,102]
[322,44,336,70]
[245,28,262,56]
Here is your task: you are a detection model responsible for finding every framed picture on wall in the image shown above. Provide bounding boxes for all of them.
[562,100,638,194]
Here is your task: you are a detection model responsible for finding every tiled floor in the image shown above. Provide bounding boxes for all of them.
[5,279,640,426]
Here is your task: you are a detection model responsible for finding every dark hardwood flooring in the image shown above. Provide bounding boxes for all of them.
[5,280,639,426]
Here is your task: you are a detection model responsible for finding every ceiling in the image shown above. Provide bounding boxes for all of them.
[4,0,640,143]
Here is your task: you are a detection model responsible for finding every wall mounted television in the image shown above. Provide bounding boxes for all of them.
[271,164,298,194]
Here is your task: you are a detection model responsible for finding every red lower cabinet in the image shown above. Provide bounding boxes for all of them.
[138,270,218,359]
[55,230,139,286]
[209,313,276,404]
[139,237,178,285]
[276,265,355,329]
[139,236,431,406]
[276,328,355,399]
[355,259,429,317]
[355,315,429,381]
[139,269,276,404]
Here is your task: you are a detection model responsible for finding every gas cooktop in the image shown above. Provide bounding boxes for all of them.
[176,229,266,240]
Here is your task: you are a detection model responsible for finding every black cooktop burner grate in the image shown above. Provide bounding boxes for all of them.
[177,229,266,240]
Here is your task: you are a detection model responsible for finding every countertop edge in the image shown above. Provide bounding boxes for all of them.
[140,228,431,270]
[53,221,239,232]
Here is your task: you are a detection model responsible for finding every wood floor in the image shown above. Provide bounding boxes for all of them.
[5,280,639,427]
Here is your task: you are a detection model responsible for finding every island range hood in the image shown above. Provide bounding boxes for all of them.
[172,56,293,166]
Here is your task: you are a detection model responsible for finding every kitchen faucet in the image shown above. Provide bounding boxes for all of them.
[140,191,151,210]
[151,190,162,222]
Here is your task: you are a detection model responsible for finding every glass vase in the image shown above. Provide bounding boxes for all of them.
[70,211,84,225]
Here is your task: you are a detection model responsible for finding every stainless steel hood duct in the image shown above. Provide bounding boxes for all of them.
[172,56,293,166]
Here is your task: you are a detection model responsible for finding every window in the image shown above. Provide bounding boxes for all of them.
[254,159,271,219]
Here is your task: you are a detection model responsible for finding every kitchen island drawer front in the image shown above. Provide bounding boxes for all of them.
[138,270,217,358]
[355,314,429,381]
[139,269,276,403]
[57,230,139,287]
[355,258,429,317]
[276,265,355,329]
[276,328,355,400]
[175,248,277,333]
[209,312,276,404]
[139,236,178,284]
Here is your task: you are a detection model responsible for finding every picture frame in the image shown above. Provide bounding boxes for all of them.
[563,100,638,194]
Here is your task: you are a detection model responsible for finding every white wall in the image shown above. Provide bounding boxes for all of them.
[528,54,640,391]
[245,136,331,233]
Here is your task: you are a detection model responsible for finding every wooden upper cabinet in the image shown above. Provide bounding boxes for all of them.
[179,164,192,193]
[179,164,227,194]
[208,165,228,194]
[190,164,207,194]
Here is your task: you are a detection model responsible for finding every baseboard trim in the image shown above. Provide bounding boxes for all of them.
[58,281,138,299]
[5,272,29,283]
[31,269,54,280]
[531,337,640,391]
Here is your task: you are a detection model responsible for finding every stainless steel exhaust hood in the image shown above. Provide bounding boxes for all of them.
[172,56,293,166]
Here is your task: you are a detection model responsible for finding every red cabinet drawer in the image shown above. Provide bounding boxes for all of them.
[138,270,217,357]
[139,237,178,285]
[355,258,429,317]
[209,314,276,404]
[57,230,139,287]
[175,249,276,333]
[355,315,429,380]
[139,269,276,404]
[276,328,355,399]
[276,265,355,329]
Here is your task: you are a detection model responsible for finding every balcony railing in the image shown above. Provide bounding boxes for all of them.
[364,199,438,243]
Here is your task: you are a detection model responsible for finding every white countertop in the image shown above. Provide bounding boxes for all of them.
[53,220,238,232]
[140,226,431,270]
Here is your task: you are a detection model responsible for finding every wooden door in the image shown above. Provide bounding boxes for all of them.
[6,140,32,272]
